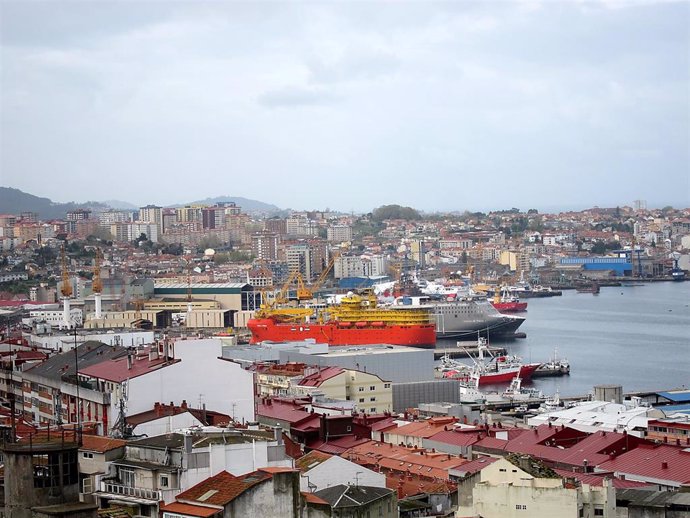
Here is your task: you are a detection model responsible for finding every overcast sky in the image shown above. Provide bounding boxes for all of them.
[1,1,688,213]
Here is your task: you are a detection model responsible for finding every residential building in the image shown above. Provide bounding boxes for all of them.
[296,450,386,492]
[138,205,163,236]
[326,225,352,243]
[305,485,397,518]
[459,455,615,518]
[293,366,393,414]
[252,230,280,260]
[160,468,301,518]
[78,435,127,496]
[382,416,458,449]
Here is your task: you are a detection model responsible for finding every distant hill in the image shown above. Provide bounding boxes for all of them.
[181,196,283,215]
[0,187,111,220]
[101,199,138,210]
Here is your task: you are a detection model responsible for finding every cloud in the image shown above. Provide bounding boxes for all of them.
[257,86,341,108]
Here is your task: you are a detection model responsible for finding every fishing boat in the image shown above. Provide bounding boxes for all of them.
[490,287,528,313]
[441,338,540,385]
[533,349,570,377]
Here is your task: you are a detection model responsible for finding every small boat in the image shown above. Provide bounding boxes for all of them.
[539,390,561,413]
[533,348,570,377]
[490,287,528,313]
[576,282,600,294]
[502,376,543,401]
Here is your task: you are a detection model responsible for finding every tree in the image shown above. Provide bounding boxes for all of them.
[371,204,421,222]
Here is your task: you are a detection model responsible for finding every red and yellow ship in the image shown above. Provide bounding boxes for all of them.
[247,291,436,348]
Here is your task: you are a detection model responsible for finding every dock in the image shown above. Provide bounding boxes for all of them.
[433,341,507,360]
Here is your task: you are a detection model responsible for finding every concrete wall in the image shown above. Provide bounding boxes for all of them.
[226,471,300,518]
[300,456,386,492]
[132,412,205,437]
[392,379,460,412]
[122,338,255,426]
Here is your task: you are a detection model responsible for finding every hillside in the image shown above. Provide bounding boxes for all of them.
[182,196,283,215]
[0,187,110,220]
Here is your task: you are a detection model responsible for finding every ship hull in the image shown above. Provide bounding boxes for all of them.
[477,363,540,385]
[491,301,528,313]
[429,299,526,340]
[247,318,437,348]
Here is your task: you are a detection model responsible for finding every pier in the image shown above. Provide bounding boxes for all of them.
[433,341,507,360]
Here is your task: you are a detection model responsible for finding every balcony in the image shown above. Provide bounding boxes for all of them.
[99,481,160,502]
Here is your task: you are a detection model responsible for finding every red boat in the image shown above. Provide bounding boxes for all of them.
[247,318,436,348]
[490,288,528,313]
[442,338,540,385]
[247,291,437,349]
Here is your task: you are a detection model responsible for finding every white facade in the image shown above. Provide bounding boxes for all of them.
[299,455,385,492]
[327,225,353,243]
[27,308,83,329]
[461,457,615,518]
[122,338,255,427]
[131,222,159,243]
[131,412,206,438]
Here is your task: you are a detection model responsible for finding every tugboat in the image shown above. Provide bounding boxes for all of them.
[671,252,686,281]
[533,348,570,378]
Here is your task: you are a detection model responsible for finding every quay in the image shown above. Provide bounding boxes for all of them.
[433,341,507,360]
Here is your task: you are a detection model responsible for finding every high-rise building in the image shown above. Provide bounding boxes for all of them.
[327,225,353,242]
[139,205,163,236]
[265,218,287,235]
[252,230,280,260]
[410,239,426,268]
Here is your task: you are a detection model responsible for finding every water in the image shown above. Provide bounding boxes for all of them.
[438,282,690,397]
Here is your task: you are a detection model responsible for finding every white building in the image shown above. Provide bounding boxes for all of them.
[297,451,385,492]
[123,338,255,426]
[327,225,353,243]
[526,399,664,437]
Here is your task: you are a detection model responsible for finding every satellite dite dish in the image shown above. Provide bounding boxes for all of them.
[204,248,216,257]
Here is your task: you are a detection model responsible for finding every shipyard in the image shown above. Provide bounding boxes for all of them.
[2,1,689,517]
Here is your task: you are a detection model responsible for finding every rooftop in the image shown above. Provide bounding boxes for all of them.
[313,485,393,509]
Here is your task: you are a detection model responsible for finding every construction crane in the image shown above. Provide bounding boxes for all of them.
[60,246,72,298]
[307,251,340,299]
[93,248,103,319]
[60,245,73,329]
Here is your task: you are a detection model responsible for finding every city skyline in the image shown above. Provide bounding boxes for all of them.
[2,1,688,212]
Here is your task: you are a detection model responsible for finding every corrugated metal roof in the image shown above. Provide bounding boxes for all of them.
[657,390,690,403]
[596,444,690,485]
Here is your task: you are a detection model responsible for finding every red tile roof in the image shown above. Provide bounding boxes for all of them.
[256,399,312,425]
[386,417,457,439]
[298,367,344,387]
[504,426,647,469]
[296,450,332,472]
[309,436,371,455]
[449,456,499,477]
[175,469,272,507]
[80,435,127,453]
[553,469,651,489]
[302,491,329,505]
[596,444,690,485]
[159,502,220,517]
[427,427,484,448]
[343,441,467,481]
[79,349,176,382]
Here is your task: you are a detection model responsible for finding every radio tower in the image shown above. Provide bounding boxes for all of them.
[93,248,103,319]
[60,245,73,329]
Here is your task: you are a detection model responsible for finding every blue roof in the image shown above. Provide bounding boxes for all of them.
[658,403,690,416]
[657,391,690,403]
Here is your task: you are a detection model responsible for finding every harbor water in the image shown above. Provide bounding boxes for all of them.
[437,281,690,397]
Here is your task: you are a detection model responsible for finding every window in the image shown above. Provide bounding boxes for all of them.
[594,509,604,516]
[370,386,375,391]
[358,387,364,392]
[359,398,364,403]
[370,408,376,412]
[82,452,94,459]
[384,383,391,389]
[370,397,376,402]
[515,504,527,510]
[160,474,169,488]
[120,468,135,488]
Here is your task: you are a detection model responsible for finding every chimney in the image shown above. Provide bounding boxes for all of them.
[127,348,133,370]
[154,402,162,417]
[274,426,283,445]
[184,433,193,453]
[181,400,188,410]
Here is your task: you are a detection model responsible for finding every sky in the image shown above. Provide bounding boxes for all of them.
[1,1,688,213]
